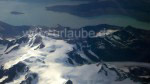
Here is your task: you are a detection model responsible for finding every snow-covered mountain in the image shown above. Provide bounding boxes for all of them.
[0,22,150,84]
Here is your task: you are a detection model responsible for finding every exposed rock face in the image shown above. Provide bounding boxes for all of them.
[65,80,73,84]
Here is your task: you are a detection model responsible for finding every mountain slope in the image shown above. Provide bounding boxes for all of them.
[0,22,150,84]
[0,21,31,38]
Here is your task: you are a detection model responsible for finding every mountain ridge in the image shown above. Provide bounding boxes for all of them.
[0,21,150,84]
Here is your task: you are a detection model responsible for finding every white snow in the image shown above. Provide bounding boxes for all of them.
[0,76,8,83]
[0,34,143,84]
[96,29,118,37]
[5,44,19,53]
[88,50,99,59]
[113,35,121,40]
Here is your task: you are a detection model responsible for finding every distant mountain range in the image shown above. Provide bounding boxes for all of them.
[0,21,31,38]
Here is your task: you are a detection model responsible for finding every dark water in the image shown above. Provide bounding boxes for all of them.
[0,0,150,29]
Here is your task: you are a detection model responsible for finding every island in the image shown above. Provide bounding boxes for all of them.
[10,11,24,15]
[46,0,150,22]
